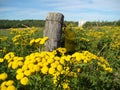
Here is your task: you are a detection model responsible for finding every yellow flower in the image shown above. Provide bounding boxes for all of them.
[28,63,34,70]
[105,68,113,73]
[22,65,28,71]
[16,57,24,61]
[16,69,23,74]
[68,72,77,77]
[4,52,15,60]
[53,79,57,84]
[0,73,8,80]
[1,86,7,90]
[8,62,13,68]
[7,85,16,90]
[29,39,35,46]
[62,83,70,89]
[6,80,14,86]
[48,67,55,74]
[77,68,81,73]
[41,66,48,74]
[39,37,48,45]
[1,81,7,87]
[33,65,40,72]
[84,59,87,63]
[44,36,49,40]
[51,62,57,68]
[24,70,31,76]
[39,39,45,45]
[29,68,35,73]
[57,48,67,55]
[38,62,43,67]
[47,58,54,64]
[57,65,63,72]
[20,77,29,85]
[12,62,19,69]
[12,35,21,42]
[61,70,66,74]
[43,62,49,66]
[0,58,4,63]
[18,61,24,66]
[66,67,70,71]
[16,73,24,80]
[60,58,65,65]
[54,61,60,65]
[35,38,41,43]
[65,55,71,61]
[101,64,106,69]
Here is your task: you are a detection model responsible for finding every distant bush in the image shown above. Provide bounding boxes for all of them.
[83,20,120,28]
[0,20,45,29]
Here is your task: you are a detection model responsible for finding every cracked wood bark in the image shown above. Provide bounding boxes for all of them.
[44,12,64,51]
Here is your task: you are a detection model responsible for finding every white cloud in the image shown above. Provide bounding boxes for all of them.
[46,0,120,12]
[0,7,49,20]
[0,0,119,21]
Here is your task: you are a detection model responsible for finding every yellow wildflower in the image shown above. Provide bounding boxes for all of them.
[47,58,54,64]
[65,55,71,61]
[62,83,70,89]
[35,38,41,43]
[20,77,29,85]
[6,80,14,86]
[39,39,45,45]
[1,81,7,87]
[16,69,23,74]
[12,62,19,69]
[0,73,8,80]
[1,86,7,90]
[0,58,4,63]
[48,67,55,74]
[39,37,48,45]
[4,52,15,60]
[51,62,57,68]
[53,79,57,84]
[105,68,113,73]
[44,36,49,40]
[8,62,13,68]
[29,39,35,46]
[41,66,48,74]
[24,70,31,76]
[61,70,66,74]
[22,65,28,71]
[77,68,81,73]
[57,48,67,55]
[16,73,24,80]
[33,65,40,72]
[7,85,16,90]
[18,61,24,66]
[60,58,65,65]
[57,65,63,72]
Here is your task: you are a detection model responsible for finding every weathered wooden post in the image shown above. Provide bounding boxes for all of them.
[44,12,64,51]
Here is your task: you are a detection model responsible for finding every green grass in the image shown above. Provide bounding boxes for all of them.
[0,29,10,36]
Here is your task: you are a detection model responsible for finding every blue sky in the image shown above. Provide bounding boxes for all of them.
[0,0,120,21]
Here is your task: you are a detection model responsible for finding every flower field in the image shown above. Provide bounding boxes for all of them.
[0,26,120,90]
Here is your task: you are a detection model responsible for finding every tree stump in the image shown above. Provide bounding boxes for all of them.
[44,12,64,51]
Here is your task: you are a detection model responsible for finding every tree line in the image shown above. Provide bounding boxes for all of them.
[0,20,45,29]
[84,20,120,28]
[0,20,120,29]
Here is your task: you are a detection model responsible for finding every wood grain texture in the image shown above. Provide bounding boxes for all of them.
[44,12,64,51]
